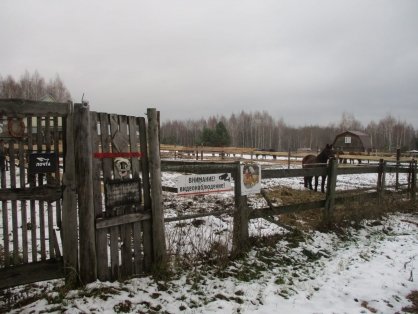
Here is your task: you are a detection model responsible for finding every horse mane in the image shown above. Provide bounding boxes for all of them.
[316,144,333,163]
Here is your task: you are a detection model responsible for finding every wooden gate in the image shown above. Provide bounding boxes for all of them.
[73,104,166,283]
[0,99,71,289]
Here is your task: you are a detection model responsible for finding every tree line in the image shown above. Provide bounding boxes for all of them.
[161,111,417,152]
[0,70,72,102]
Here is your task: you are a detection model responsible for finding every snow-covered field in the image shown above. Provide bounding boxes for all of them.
[1,160,418,313]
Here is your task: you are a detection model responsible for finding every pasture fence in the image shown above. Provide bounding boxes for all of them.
[162,157,417,255]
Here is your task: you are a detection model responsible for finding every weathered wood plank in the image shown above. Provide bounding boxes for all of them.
[9,140,20,264]
[164,209,234,222]
[37,116,46,261]
[107,113,121,280]
[27,115,38,263]
[19,138,28,263]
[324,158,338,223]
[97,110,114,285]
[147,108,167,268]
[232,162,249,254]
[128,116,142,274]
[96,212,151,229]
[53,116,62,229]
[139,117,153,272]
[74,103,97,284]
[162,160,236,174]
[62,102,79,286]
[91,112,109,281]
[45,115,55,259]
[0,141,10,266]
[0,99,69,116]
[116,115,133,278]
[0,260,64,290]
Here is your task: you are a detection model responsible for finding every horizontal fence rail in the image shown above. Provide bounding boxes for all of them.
[161,158,417,255]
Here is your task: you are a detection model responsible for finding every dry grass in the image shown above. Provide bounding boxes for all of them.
[262,186,417,232]
[403,291,418,313]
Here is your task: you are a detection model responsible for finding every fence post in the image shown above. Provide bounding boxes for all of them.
[324,158,337,224]
[138,117,153,272]
[232,161,249,255]
[377,159,386,204]
[411,160,416,203]
[396,148,400,190]
[147,108,167,271]
[62,102,79,287]
[73,102,97,284]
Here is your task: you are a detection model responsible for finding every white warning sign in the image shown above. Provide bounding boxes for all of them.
[176,173,233,196]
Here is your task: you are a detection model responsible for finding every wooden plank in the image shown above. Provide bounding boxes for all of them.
[336,166,380,175]
[91,112,110,281]
[0,141,10,266]
[147,108,167,268]
[324,158,338,223]
[96,212,151,229]
[164,209,234,222]
[128,116,143,274]
[0,260,64,290]
[37,116,46,261]
[0,99,69,116]
[53,116,62,229]
[101,113,120,280]
[27,115,37,263]
[139,117,153,272]
[232,161,249,254]
[19,140,28,263]
[132,222,143,274]
[162,160,236,174]
[0,186,62,201]
[62,102,79,285]
[74,103,97,283]
[45,115,55,259]
[117,115,133,278]
[9,140,20,265]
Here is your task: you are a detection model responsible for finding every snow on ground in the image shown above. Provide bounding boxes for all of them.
[2,212,418,313]
[1,160,417,313]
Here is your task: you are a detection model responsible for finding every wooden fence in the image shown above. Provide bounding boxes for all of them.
[161,158,417,254]
[0,100,166,289]
[0,99,70,289]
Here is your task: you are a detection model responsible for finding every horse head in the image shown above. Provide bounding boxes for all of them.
[318,144,335,163]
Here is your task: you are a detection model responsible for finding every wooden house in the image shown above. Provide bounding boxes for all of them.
[333,130,372,153]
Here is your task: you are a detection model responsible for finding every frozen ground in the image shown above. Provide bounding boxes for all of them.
[1,161,417,313]
[2,212,418,313]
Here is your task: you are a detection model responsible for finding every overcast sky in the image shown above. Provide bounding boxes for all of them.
[1,0,417,127]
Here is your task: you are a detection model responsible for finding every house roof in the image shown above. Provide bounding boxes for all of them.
[334,130,372,149]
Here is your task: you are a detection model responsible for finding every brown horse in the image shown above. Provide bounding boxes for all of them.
[302,144,335,192]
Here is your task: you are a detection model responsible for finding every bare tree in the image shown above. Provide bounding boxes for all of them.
[0,71,71,102]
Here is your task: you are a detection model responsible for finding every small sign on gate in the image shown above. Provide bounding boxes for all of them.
[28,152,59,174]
[105,178,142,210]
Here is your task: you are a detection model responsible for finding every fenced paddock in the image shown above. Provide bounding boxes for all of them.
[161,158,417,256]
[0,99,416,290]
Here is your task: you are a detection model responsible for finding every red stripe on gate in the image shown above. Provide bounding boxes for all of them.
[93,152,143,159]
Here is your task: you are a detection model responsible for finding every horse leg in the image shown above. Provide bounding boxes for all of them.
[314,176,319,192]
[321,175,326,193]
[304,176,308,188]
[308,176,313,190]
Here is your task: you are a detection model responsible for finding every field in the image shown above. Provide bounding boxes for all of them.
[1,157,418,313]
